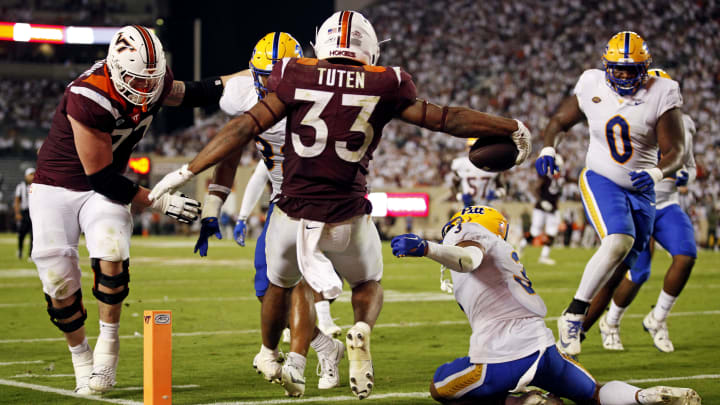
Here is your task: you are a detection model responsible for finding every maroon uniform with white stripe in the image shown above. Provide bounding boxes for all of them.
[267,57,417,222]
[34,61,173,191]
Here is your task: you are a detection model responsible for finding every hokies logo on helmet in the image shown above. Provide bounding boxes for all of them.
[329,50,357,57]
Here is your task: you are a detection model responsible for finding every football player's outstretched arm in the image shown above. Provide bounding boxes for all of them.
[399,99,518,137]
[398,99,531,163]
[655,107,685,178]
[163,69,249,107]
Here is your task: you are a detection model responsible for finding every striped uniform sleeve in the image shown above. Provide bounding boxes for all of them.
[66,84,117,134]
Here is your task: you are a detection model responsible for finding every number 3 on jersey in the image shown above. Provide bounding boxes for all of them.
[292,88,379,162]
[605,115,633,164]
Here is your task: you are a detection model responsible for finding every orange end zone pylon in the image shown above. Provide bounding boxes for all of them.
[144,310,172,404]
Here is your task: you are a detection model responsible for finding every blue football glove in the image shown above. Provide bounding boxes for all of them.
[675,170,689,187]
[391,234,428,257]
[234,219,247,247]
[535,147,559,176]
[461,193,474,207]
[629,168,663,191]
[194,217,222,257]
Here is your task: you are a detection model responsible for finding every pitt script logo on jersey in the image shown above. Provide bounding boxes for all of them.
[317,68,366,89]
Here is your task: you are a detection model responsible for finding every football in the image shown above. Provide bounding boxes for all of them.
[468,136,518,172]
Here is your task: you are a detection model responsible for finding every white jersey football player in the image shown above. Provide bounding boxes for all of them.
[391,206,701,405]
[451,138,506,207]
[191,32,344,394]
[535,31,685,356]
[588,69,698,353]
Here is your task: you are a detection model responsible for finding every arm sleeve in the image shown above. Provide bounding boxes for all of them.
[237,161,270,220]
[425,242,484,273]
[219,76,257,116]
[657,80,683,118]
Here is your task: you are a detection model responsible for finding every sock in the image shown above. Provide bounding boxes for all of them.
[261,344,279,357]
[574,234,633,302]
[98,321,119,341]
[605,300,627,326]
[315,300,333,326]
[69,337,91,355]
[653,290,677,322]
[310,331,334,353]
[567,298,589,315]
[598,380,641,405]
[286,352,307,374]
[540,245,551,258]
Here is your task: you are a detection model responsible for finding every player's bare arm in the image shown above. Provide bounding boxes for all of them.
[655,107,685,177]
[208,149,244,199]
[541,95,585,148]
[163,70,249,107]
[399,99,517,137]
[187,93,287,175]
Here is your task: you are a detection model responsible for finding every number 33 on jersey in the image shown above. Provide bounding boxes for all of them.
[574,69,682,190]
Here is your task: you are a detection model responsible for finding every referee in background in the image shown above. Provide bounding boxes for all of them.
[15,167,34,260]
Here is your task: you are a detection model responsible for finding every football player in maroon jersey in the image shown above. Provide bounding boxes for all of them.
[29,25,240,394]
[150,10,531,398]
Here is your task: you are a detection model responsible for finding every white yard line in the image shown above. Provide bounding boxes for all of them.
[2,310,719,345]
[11,373,74,378]
[0,360,43,366]
[203,391,430,405]
[625,374,720,384]
[112,384,199,391]
[0,378,143,404]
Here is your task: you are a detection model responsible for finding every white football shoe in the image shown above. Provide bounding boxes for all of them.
[643,310,675,353]
[280,360,305,397]
[637,386,701,405]
[599,314,624,351]
[282,328,291,344]
[88,336,118,393]
[253,346,283,383]
[346,322,374,399]
[71,349,95,395]
[318,321,342,338]
[317,338,344,389]
[556,311,584,356]
[538,256,556,265]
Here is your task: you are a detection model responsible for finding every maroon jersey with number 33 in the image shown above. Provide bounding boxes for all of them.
[267,57,417,222]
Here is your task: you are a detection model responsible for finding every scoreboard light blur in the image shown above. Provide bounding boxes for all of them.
[128,157,151,175]
[367,192,429,217]
[0,22,148,44]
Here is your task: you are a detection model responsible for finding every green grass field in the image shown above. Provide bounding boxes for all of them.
[0,233,718,404]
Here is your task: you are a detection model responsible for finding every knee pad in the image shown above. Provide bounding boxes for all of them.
[91,258,130,305]
[45,289,87,333]
[602,234,634,260]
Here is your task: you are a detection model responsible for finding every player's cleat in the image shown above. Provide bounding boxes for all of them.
[317,338,344,389]
[71,349,95,395]
[538,256,556,265]
[643,310,675,353]
[88,336,118,393]
[253,347,283,383]
[556,311,584,356]
[282,328,291,343]
[599,314,624,350]
[319,322,342,338]
[637,386,701,405]
[346,322,374,399]
[280,361,306,397]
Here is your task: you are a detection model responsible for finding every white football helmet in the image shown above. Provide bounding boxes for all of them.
[107,25,166,107]
[313,10,379,65]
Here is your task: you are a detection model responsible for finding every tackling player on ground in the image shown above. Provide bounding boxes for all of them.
[29,25,237,394]
[391,206,701,405]
[192,32,344,392]
[585,69,697,352]
[535,31,685,356]
[150,10,531,399]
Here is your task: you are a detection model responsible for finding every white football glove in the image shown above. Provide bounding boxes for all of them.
[151,192,201,224]
[511,119,532,165]
[495,187,506,199]
[148,163,195,202]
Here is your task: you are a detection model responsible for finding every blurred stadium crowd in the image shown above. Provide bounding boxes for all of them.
[1,0,719,246]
